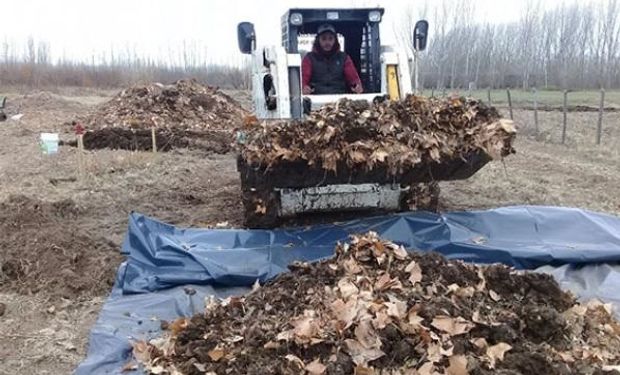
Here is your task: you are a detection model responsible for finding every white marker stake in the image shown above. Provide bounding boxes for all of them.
[151,128,157,153]
[77,134,84,176]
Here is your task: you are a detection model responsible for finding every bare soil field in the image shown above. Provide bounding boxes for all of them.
[0,88,618,374]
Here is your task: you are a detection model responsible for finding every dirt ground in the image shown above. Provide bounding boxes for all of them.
[0,88,619,374]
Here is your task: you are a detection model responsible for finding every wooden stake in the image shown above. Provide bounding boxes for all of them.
[533,88,539,135]
[562,90,568,144]
[487,87,492,106]
[506,89,513,120]
[151,128,157,153]
[597,88,605,145]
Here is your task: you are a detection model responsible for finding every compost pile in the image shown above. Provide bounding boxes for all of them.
[86,79,246,131]
[133,233,620,375]
[240,96,516,174]
[77,80,246,152]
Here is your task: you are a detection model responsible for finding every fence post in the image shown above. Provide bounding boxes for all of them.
[597,88,605,145]
[533,88,539,135]
[431,88,435,98]
[506,88,513,120]
[487,87,492,106]
[561,90,568,144]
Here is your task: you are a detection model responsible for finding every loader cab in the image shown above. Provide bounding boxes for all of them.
[281,8,384,94]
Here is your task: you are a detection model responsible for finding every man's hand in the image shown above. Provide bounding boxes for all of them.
[351,83,363,94]
[302,85,314,95]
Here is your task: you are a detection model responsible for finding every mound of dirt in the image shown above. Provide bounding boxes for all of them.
[8,91,83,112]
[85,79,247,132]
[0,195,123,299]
[133,233,620,375]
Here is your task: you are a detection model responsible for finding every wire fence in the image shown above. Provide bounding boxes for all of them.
[424,87,618,147]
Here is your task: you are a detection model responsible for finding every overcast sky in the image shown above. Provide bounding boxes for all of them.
[0,0,576,65]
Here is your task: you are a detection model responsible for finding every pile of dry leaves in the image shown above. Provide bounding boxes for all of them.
[85,79,247,131]
[240,96,516,175]
[132,233,620,375]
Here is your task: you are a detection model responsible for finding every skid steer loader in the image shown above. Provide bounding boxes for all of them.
[236,8,490,227]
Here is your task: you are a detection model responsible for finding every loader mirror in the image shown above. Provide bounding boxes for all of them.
[413,20,429,51]
[237,22,256,54]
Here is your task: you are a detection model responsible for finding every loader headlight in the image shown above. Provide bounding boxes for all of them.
[290,13,303,25]
[326,11,339,20]
[368,10,382,22]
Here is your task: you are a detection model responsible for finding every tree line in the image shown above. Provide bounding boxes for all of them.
[0,38,250,89]
[400,0,620,90]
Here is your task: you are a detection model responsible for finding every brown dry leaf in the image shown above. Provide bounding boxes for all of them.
[417,362,436,375]
[355,319,382,349]
[354,365,375,375]
[338,278,360,299]
[243,114,258,128]
[431,316,475,336]
[374,274,403,291]
[557,351,575,363]
[486,342,512,368]
[131,340,152,364]
[348,150,367,163]
[331,298,358,330]
[370,149,389,163]
[405,260,423,285]
[408,309,425,328]
[455,286,475,298]
[392,245,409,260]
[426,343,446,363]
[344,339,385,365]
[208,348,225,362]
[322,126,336,142]
[285,354,305,368]
[121,361,138,372]
[569,304,588,316]
[498,119,516,133]
[305,359,327,374]
[291,313,322,344]
[476,269,487,291]
[471,337,488,349]
[254,204,267,215]
[168,317,189,336]
[344,257,363,274]
[385,295,408,319]
[489,290,501,302]
[446,355,469,375]
[193,363,207,372]
[263,341,280,349]
[372,310,392,330]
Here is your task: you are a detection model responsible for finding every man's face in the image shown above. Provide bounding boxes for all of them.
[319,32,336,52]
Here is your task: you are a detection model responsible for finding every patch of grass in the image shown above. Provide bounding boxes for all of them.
[420,88,620,108]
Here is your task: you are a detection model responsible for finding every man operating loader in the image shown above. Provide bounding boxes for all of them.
[301,23,364,95]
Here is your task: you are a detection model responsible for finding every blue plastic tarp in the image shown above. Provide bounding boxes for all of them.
[76,206,620,374]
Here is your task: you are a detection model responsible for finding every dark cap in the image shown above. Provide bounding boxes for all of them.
[317,23,336,35]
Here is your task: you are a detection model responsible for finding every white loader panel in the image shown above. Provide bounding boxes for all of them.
[251,46,294,119]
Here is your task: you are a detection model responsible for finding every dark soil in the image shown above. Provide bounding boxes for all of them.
[134,234,620,374]
[65,128,233,153]
[0,195,123,299]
